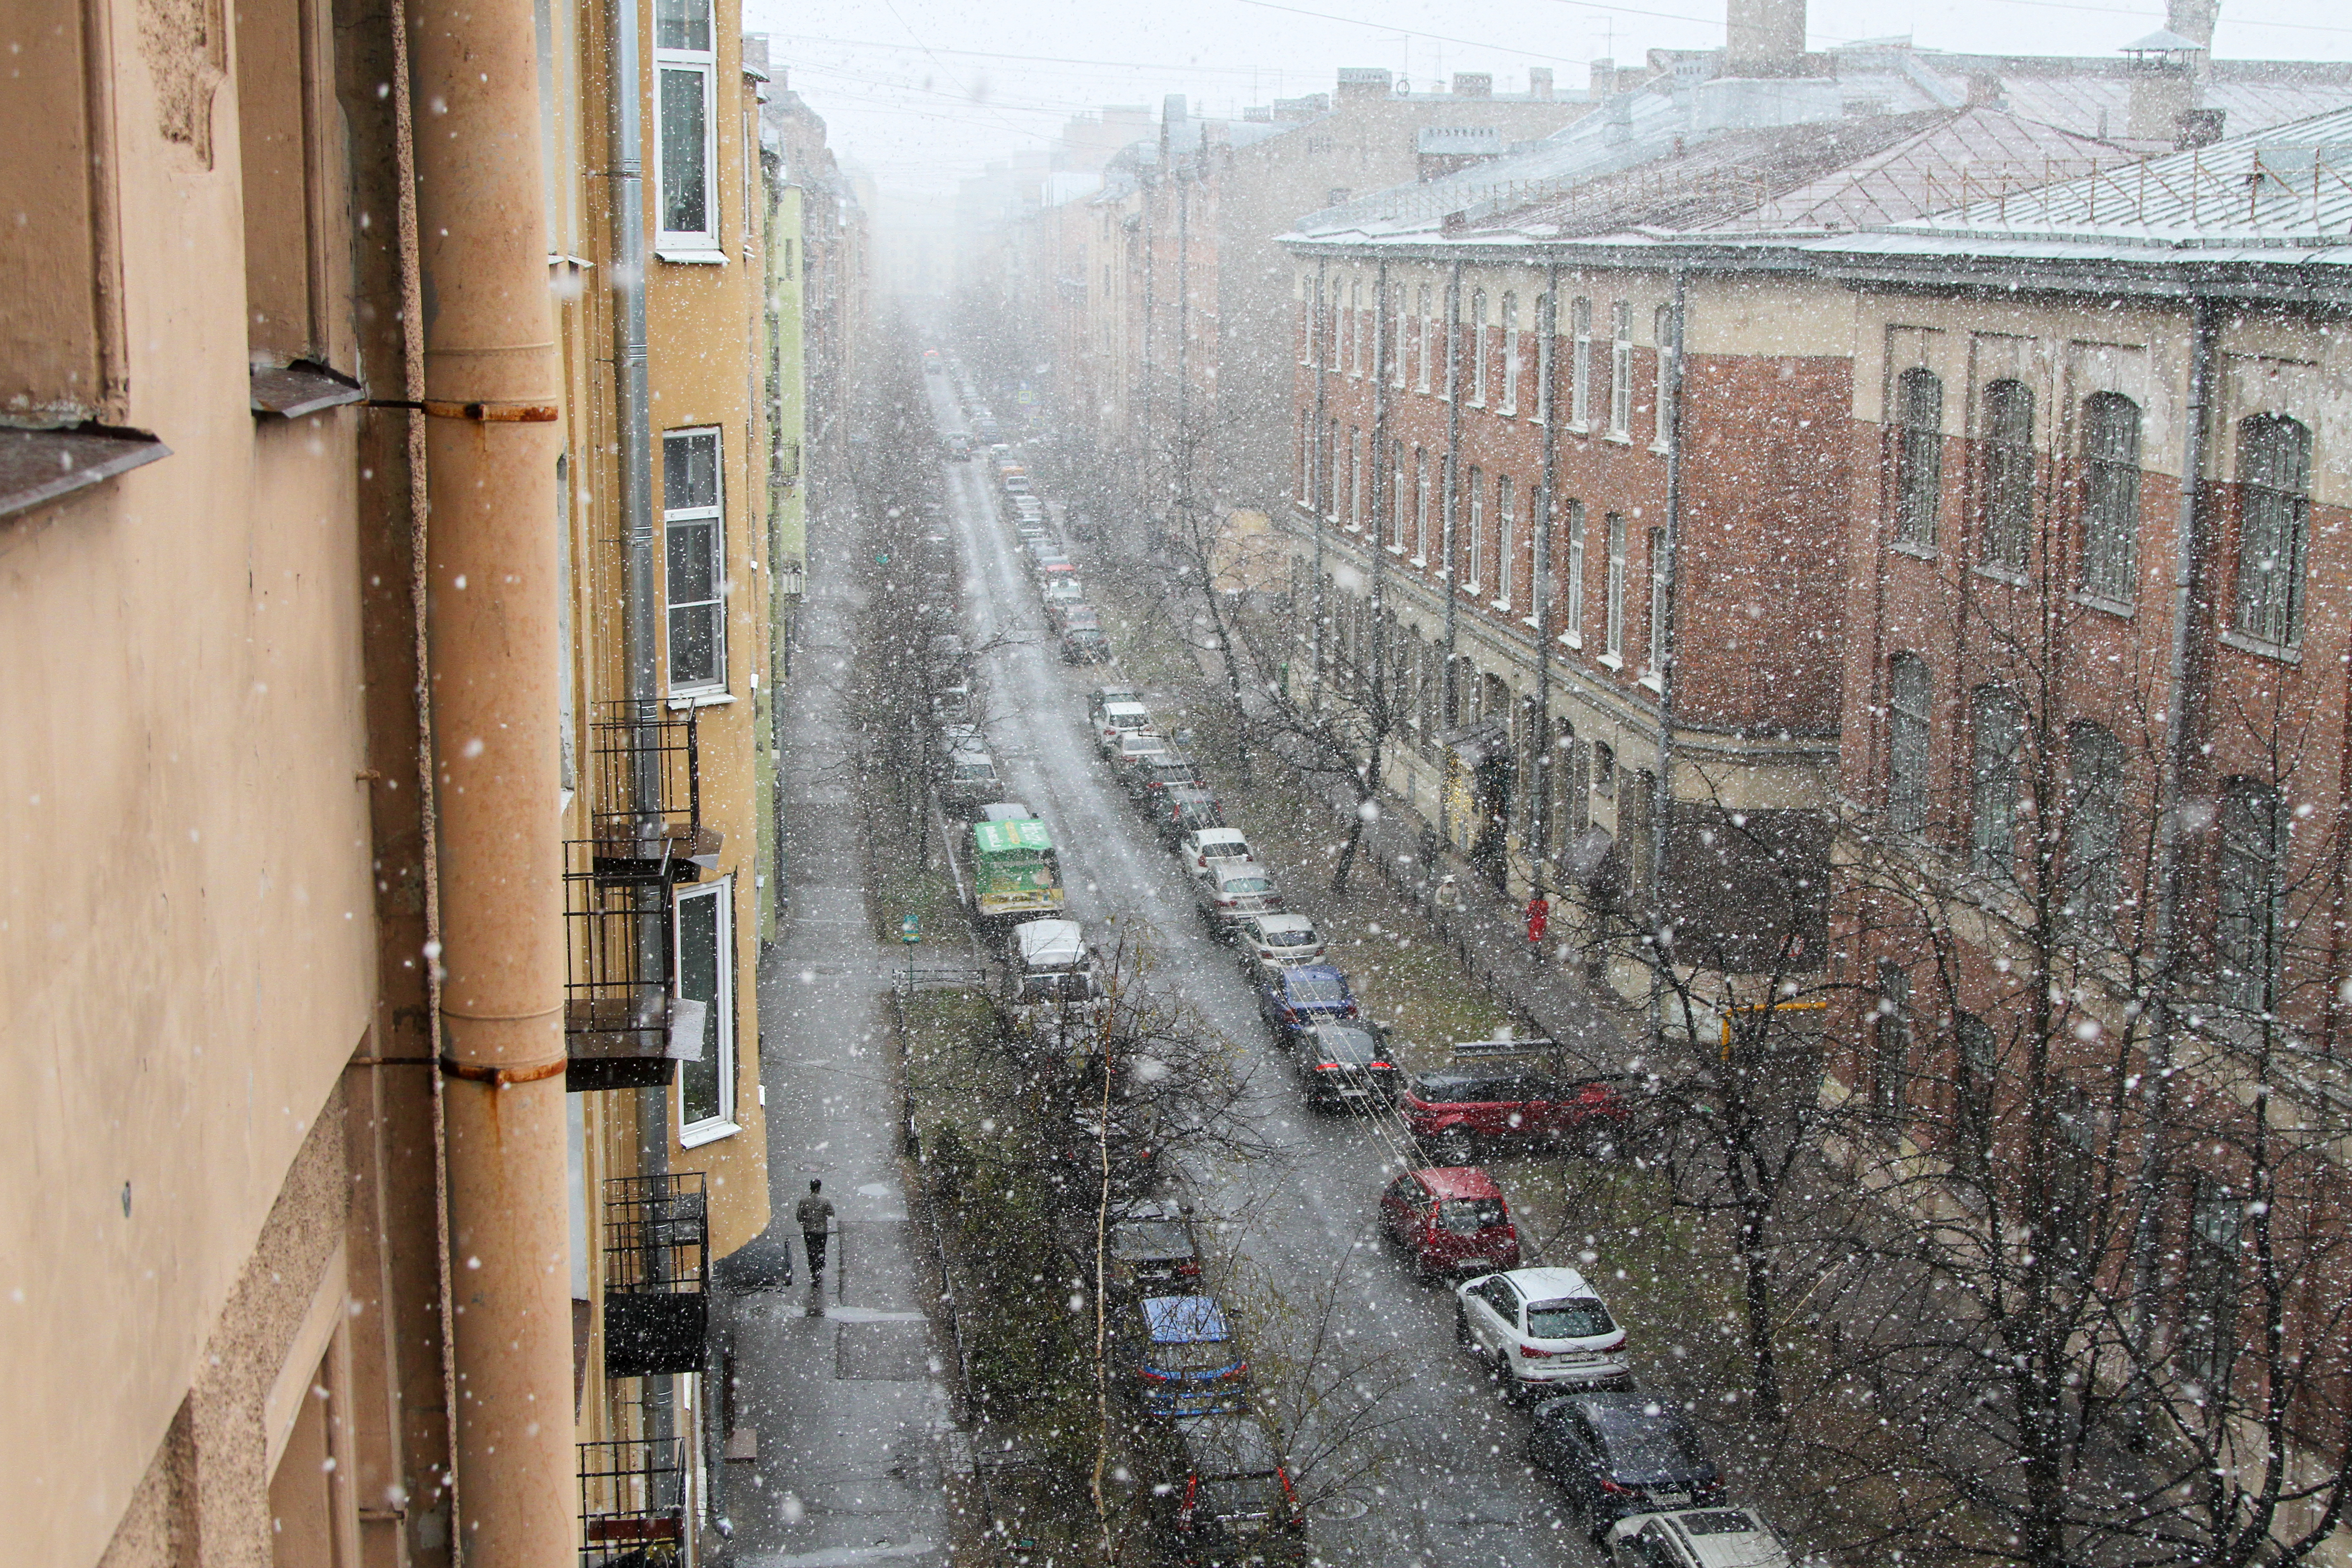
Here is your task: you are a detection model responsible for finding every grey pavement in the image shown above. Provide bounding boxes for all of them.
[721,491,955,1568]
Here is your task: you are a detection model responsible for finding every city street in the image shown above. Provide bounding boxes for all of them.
[926,373,1596,1567]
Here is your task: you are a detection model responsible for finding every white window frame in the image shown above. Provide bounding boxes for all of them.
[1569,296,1592,430]
[1494,474,1515,612]
[1500,292,1520,415]
[1347,282,1362,376]
[1604,512,1626,664]
[1609,300,1632,438]
[663,426,727,695]
[1391,290,1408,388]
[1535,293,1554,425]
[1465,466,1484,594]
[1298,407,1313,502]
[1470,290,1490,407]
[1390,441,1406,549]
[1562,500,1585,645]
[1415,285,1433,393]
[1348,427,1364,530]
[676,874,739,1147]
[1645,525,1668,685]
[1652,304,1675,452]
[1413,449,1430,564]
[653,0,720,258]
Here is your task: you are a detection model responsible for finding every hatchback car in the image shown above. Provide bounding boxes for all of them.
[1151,785,1225,846]
[1096,700,1157,754]
[1454,1266,1631,1394]
[1603,1509,1796,1568]
[1400,1068,1632,1167]
[1528,1392,1724,1529]
[1178,827,1255,875]
[1163,1413,1307,1564]
[1111,730,1172,774]
[1107,1201,1202,1296]
[940,751,1003,819]
[1132,752,1205,805]
[1196,860,1283,932]
[1292,1023,1399,1112]
[1233,912,1325,973]
[1088,685,1147,731]
[1125,1294,1248,1417]
[1379,1166,1522,1280]
[1254,962,1354,1042]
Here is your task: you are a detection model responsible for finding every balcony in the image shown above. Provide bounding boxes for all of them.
[565,843,674,1091]
[603,1172,709,1379]
[589,702,722,885]
[578,1434,684,1568]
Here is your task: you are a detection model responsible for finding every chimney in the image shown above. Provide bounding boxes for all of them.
[1590,57,1616,98]
[1336,66,1394,103]
[1529,66,1555,100]
[1163,93,1189,126]
[2123,32,2197,140]
[1725,0,1807,78]
[1452,72,1493,99]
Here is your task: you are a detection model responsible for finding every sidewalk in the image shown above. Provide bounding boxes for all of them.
[718,495,956,1568]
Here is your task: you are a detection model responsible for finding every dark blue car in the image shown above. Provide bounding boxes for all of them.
[1127,1294,1248,1416]
[1255,963,1358,1044]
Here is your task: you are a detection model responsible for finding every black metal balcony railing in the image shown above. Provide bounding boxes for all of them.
[578,1435,685,1568]
[589,702,720,885]
[603,1173,709,1379]
[563,841,674,1092]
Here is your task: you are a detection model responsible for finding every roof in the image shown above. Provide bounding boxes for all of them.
[1103,701,1152,718]
[1191,827,1250,847]
[1141,1294,1232,1344]
[1013,918,1083,964]
[1661,1510,1793,1568]
[972,819,1051,855]
[1413,1166,1506,1199]
[1252,912,1316,934]
[1496,1265,1599,1300]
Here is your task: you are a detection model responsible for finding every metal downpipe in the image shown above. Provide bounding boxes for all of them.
[409,0,573,1559]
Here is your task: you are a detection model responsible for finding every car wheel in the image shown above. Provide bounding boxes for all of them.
[1432,1128,1474,1167]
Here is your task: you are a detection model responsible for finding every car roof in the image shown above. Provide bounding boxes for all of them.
[1649,1511,1791,1568]
[1141,1294,1231,1344]
[1164,785,1217,804]
[1553,1389,1690,1431]
[1490,1266,1596,1300]
[1411,1166,1505,1200]
[1014,919,1085,963]
[1104,702,1152,719]
[1281,962,1347,987]
[1219,861,1275,883]
[1190,828,1249,848]
[1253,913,1314,935]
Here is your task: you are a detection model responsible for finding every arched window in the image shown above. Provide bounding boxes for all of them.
[1968,685,2023,877]
[1888,653,1931,834]
[1608,300,1632,435]
[1978,379,2033,572]
[1535,292,1556,424]
[1894,368,1943,548]
[2063,722,2126,941]
[1652,304,1676,450]
[2079,392,2142,602]
[2235,414,2311,647]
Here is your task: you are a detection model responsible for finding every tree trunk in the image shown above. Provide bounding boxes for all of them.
[1738,1205,1783,1424]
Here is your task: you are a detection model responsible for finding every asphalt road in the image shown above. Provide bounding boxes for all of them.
[924,371,1597,1568]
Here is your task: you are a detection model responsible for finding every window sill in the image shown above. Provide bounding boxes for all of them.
[1409,556,1427,569]
[1648,441,1671,456]
[1566,422,1590,436]
[2220,628,2301,665]
[1888,540,1938,561]
[1459,581,1482,599]
[657,247,727,265]
[2074,590,2135,620]
[1498,407,1518,420]
[1342,523,1363,535]
[680,1118,741,1149]
[1639,670,1665,693]
[252,361,365,419]
[1521,615,1540,631]
[667,690,737,709]
[0,423,171,520]
[1603,431,1633,446]
[1386,543,1406,556]
[1490,598,1512,613]
[1973,563,2029,588]
[1559,631,1582,649]
[1597,652,1625,671]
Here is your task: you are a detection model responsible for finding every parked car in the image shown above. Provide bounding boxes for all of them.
[1162,1413,1307,1564]
[1131,751,1205,806]
[1046,1103,1164,1197]
[1379,1166,1522,1280]
[1110,729,1171,775]
[979,800,1035,823]
[1096,700,1157,753]
[1061,625,1112,664]
[1291,1022,1400,1111]
[1253,962,1354,1041]
[942,431,973,460]
[1400,1067,1633,1167]
[1233,912,1325,973]
[1107,1200,1202,1296]
[940,750,1003,819]
[1122,1294,1248,1417]
[1528,1391,1724,1530]
[1150,785,1225,846]
[1454,1267,1631,1395]
[937,721,983,754]
[1195,860,1283,933]
[1088,685,1147,731]
[1603,1509,1796,1568]
[1178,827,1255,875]
[1046,594,1093,634]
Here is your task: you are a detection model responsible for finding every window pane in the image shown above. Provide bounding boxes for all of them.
[655,0,711,50]
[1980,380,2032,571]
[664,430,719,510]
[667,517,718,603]
[669,603,720,688]
[659,66,709,236]
[1896,369,1942,548]
[2064,723,2125,939]
[677,888,726,1126]
[2081,394,2141,600]
[1969,687,2020,877]
[2234,416,2311,646]
[1889,654,1930,834]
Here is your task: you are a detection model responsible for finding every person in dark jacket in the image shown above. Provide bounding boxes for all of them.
[794,1179,837,1279]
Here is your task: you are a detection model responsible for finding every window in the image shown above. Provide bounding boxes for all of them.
[1888,653,1931,834]
[1593,741,1615,797]
[1569,297,1592,428]
[1348,426,1363,529]
[1500,292,1520,414]
[1604,513,1626,662]
[2063,722,2125,941]
[676,877,738,1142]
[1298,408,1313,500]
[1978,379,2034,574]
[1495,475,1515,610]
[0,2,120,425]
[2234,414,2311,647]
[1535,293,1555,425]
[1413,449,1430,561]
[1464,466,1484,590]
[238,0,328,366]
[2181,1176,2241,1385]
[1894,368,1943,548]
[1389,287,1406,387]
[2215,779,2287,1014]
[663,428,726,692]
[1968,686,2022,878]
[1652,305,1675,450]
[1954,1012,1997,1157]
[1348,282,1362,375]
[1326,289,1341,371]
[655,0,719,253]
[1416,285,1433,392]
[1325,417,1339,515]
[2080,392,2142,602]
[1645,527,1668,679]
[1390,441,1406,548]
[1563,501,1586,643]
[1470,290,1490,406]
[1874,961,1912,1122]
[1608,301,1632,436]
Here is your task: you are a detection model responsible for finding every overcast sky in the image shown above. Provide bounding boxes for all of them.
[737,0,2352,199]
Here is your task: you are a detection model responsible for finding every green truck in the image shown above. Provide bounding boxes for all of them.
[969,818,1065,921]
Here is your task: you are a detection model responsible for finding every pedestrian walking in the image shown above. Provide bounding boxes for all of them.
[795,1178,837,1281]
[1524,892,1550,960]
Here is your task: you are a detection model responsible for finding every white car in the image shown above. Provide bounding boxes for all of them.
[1096,701,1156,753]
[1234,912,1325,971]
[1454,1266,1630,1394]
[1176,827,1254,874]
[1192,859,1282,929]
[1603,1510,1798,1568]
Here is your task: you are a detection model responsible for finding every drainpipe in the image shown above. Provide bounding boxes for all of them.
[1369,262,1390,790]
[1439,260,1463,847]
[1649,270,1687,1035]
[1532,267,1561,890]
[1310,258,1328,692]
[409,1,573,1561]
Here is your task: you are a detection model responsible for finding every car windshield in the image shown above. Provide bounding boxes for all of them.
[954,763,997,782]
[1203,841,1249,859]
[1284,975,1347,1005]
[1409,1072,1500,1103]
[1022,972,1099,1003]
[1223,876,1274,896]
[1153,1338,1236,1374]
[1263,927,1316,948]
[1110,1221,1192,1259]
[1608,1426,1710,1479]
[1527,1297,1616,1339]
[1438,1197,1505,1234]
[1681,1511,1762,1538]
[1314,1028,1380,1064]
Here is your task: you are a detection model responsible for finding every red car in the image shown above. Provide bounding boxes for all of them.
[1379,1166,1523,1280]
[1400,1067,1631,1166]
